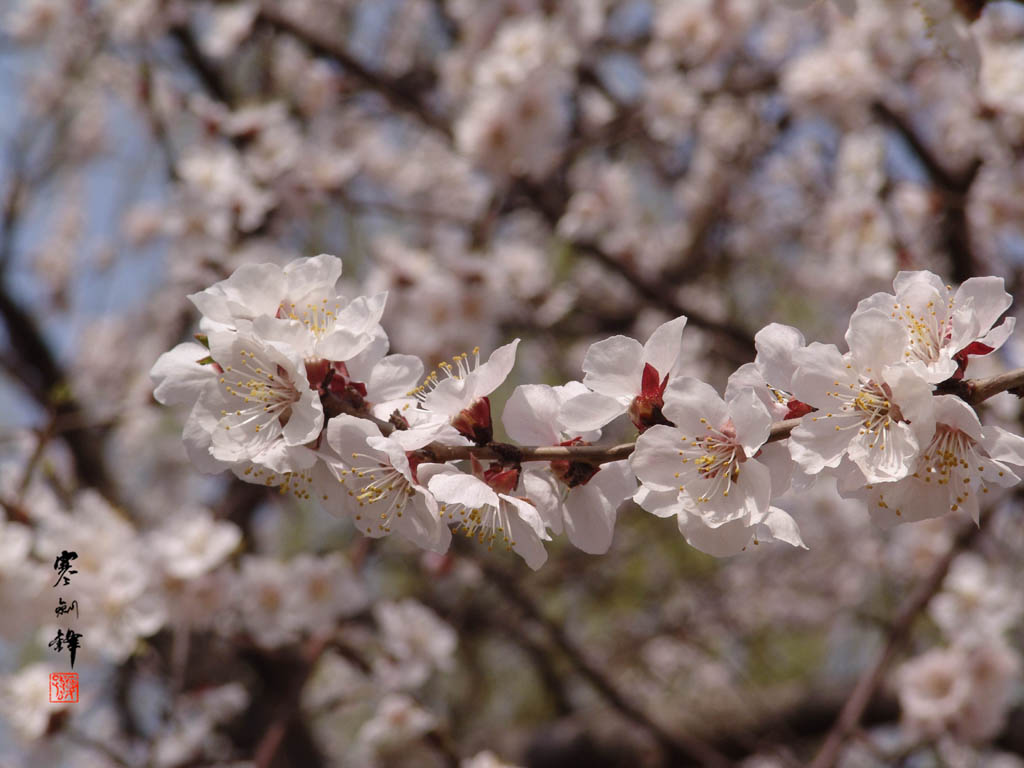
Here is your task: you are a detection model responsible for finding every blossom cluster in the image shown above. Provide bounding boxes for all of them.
[9,0,1024,765]
[896,553,1021,751]
[0,457,485,765]
[153,256,1024,568]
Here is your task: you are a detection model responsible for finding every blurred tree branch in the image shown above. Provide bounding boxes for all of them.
[872,100,981,283]
[468,547,734,768]
[252,5,760,361]
[807,513,989,768]
[0,173,121,507]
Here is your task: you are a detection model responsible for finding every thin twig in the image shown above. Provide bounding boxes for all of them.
[65,729,135,768]
[254,6,759,358]
[571,239,758,359]
[253,634,330,768]
[424,441,636,464]
[806,515,989,768]
[965,368,1024,404]
[169,23,232,104]
[255,7,452,138]
[470,550,733,768]
[410,367,1024,466]
[0,168,121,506]
[871,100,981,283]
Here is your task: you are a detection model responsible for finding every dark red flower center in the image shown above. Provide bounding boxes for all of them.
[628,363,672,432]
[452,396,493,445]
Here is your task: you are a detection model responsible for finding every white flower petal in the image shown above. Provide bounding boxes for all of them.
[151,342,216,406]
[316,292,388,360]
[847,421,918,484]
[327,413,382,458]
[634,487,682,518]
[184,395,231,474]
[255,315,314,355]
[678,508,754,557]
[932,395,982,441]
[284,253,342,297]
[641,316,688,378]
[788,415,854,475]
[752,323,806,391]
[728,388,772,458]
[630,425,685,491]
[428,470,499,510]
[563,483,616,554]
[503,385,563,446]
[560,391,626,432]
[893,270,945,296]
[790,342,853,407]
[466,339,520,401]
[983,425,1024,467]
[281,388,323,445]
[499,495,549,570]
[662,377,729,434]
[189,262,281,324]
[884,365,935,446]
[846,308,907,376]
[345,332,390,382]
[368,355,424,401]
[978,316,1015,355]
[756,442,795,497]
[695,456,771,527]
[580,335,644,401]
[590,459,637,508]
[521,470,564,534]
[752,506,806,549]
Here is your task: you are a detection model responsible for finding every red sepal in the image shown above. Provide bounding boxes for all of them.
[952,341,994,380]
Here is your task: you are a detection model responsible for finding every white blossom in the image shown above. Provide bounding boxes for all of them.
[788,309,936,487]
[189,254,387,364]
[862,395,1024,525]
[504,382,635,554]
[199,323,323,473]
[231,556,300,649]
[561,316,689,433]
[357,693,438,754]
[374,599,457,688]
[898,639,1020,742]
[631,378,802,555]
[288,553,369,635]
[854,270,1015,383]
[409,340,520,445]
[0,663,73,741]
[150,508,241,581]
[427,463,550,570]
[324,415,451,552]
[929,554,1023,640]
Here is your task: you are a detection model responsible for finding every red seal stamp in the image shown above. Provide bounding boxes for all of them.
[49,672,79,703]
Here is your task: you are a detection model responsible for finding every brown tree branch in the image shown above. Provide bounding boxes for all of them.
[411,367,1024,466]
[963,367,1024,404]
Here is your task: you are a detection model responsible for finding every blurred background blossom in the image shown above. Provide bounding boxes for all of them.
[1,1,1024,766]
